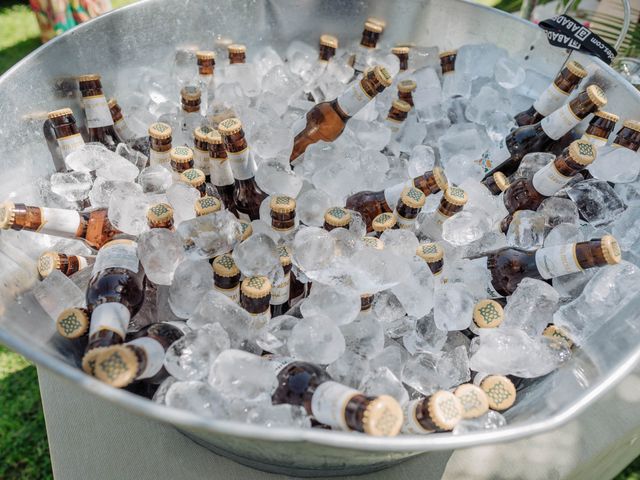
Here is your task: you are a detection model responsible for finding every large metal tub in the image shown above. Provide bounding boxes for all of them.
[1,0,640,476]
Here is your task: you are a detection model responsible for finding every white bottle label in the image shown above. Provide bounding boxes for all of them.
[336,81,372,117]
[39,207,81,238]
[485,280,503,299]
[582,133,608,148]
[193,147,210,176]
[227,148,256,181]
[383,182,406,212]
[57,133,85,158]
[270,272,290,306]
[214,284,240,303]
[113,118,136,142]
[266,355,295,375]
[533,83,569,117]
[77,256,89,270]
[535,243,582,279]
[210,157,235,187]
[394,210,417,229]
[128,337,165,379]
[402,399,433,434]
[83,95,114,128]
[89,302,130,338]
[479,140,511,173]
[540,104,580,141]
[311,381,359,431]
[150,149,171,167]
[532,162,571,197]
[92,239,139,274]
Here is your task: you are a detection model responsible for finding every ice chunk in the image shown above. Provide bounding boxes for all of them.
[340,314,385,359]
[391,256,434,318]
[456,43,508,80]
[372,291,410,336]
[506,210,545,249]
[347,119,391,151]
[566,179,626,227]
[408,145,436,177]
[108,190,150,236]
[401,352,439,395]
[327,351,370,388]
[443,209,491,246]
[359,367,409,405]
[589,146,640,184]
[436,345,471,390]
[403,312,448,355]
[611,205,640,251]
[514,152,555,180]
[64,143,112,172]
[251,122,295,157]
[254,46,285,78]
[33,270,85,321]
[288,315,345,364]
[465,85,511,125]
[137,229,185,285]
[138,165,173,194]
[615,178,640,206]
[255,160,303,198]
[168,260,215,318]
[484,111,517,143]
[438,123,491,167]
[256,315,299,355]
[166,182,200,226]
[165,381,228,418]
[89,179,141,208]
[286,40,316,79]
[246,403,311,429]
[177,210,243,259]
[296,188,332,227]
[95,153,140,183]
[233,233,280,279]
[50,172,92,202]
[116,142,148,170]
[504,278,559,336]
[291,227,336,272]
[369,343,408,379]
[380,229,420,258]
[453,410,507,434]
[544,223,582,247]
[413,67,443,122]
[494,57,526,89]
[299,285,361,326]
[537,197,579,228]
[434,283,475,331]
[209,350,278,400]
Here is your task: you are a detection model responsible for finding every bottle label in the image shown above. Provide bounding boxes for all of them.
[38,207,82,238]
[532,161,571,197]
[270,272,291,305]
[113,119,136,142]
[535,243,582,279]
[150,149,171,167]
[92,239,139,274]
[383,182,406,212]
[265,355,295,375]
[89,302,130,338]
[128,337,165,379]
[479,140,511,173]
[249,309,271,330]
[310,381,359,431]
[227,148,256,181]
[533,83,569,117]
[57,133,85,158]
[77,256,89,271]
[210,157,235,187]
[394,210,417,229]
[433,208,450,226]
[402,399,433,434]
[540,104,579,141]
[336,81,372,117]
[193,147,210,176]
[83,94,114,128]
[485,280,503,299]
[582,133,608,148]
[214,284,240,303]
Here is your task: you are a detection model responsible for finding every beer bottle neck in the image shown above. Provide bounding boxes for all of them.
[534,237,619,280]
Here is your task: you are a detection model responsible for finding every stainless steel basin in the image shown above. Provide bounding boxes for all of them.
[1,0,640,476]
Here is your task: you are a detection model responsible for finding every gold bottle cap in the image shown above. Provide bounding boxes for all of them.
[432,166,449,192]
[391,99,412,113]
[77,73,101,82]
[454,384,490,419]
[427,390,464,431]
[479,375,517,411]
[82,347,108,375]
[227,43,247,54]
[543,324,574,348]
[586,85,607,108]
[600,235,621,265]
[372,65,393,87]
[362,236,384,250]
[270,195,296,214]
[324,206,352,227]
[566,60,587,78]
[196,50,216,60]
[48,108,74,119]
[212,253,240,277]
[622,119,640,133]
[416,242,444,263]
[0,201,16,229]
[148,122,172,140]
[194,196,222,216]
[171,145,194,164]
[366,16,386,29]
[180,85,201,101]
[56,307,89,339]
[472,299,504,328]
[181,168,206,188]
[493,172,510,192]
[146,203,174,226]
[239,219,253,241]
[568,139,597,166]
[38,251,62,278]
[594,111,619,123]
[444,186,468,206]
[277,244,292,267]
[107,98,118,109]
[320,34,338,49]
[364,20,384,34]
[207,129,224,144]
[397,79,417,93]
[362,395,403,436]
[94,345,139,388]
[241,276,272,299]
[391,46,410,55]
[400,186,426,209]
[194,125,214,143]
[218,117,243,136]
[372,212,397,232]
[439,49,458,58]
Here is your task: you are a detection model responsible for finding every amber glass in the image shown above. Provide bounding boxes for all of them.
[271,210,296,232]
[319,44,336,62]
[613,126,640,151]
[214,272,241,291]
[398,90,414,107]
[78,77,122,150]
[45,253,86,277]
[393,51,409,71]
[440,53,456,74]
[584,115,617,143]
[272,361,331,414]
[126,323,184,384]
[271,264,292,317]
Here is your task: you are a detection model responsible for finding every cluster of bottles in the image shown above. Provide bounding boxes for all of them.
[1,16,636,437]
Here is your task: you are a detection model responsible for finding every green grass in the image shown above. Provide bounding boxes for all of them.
[0,0,40,73]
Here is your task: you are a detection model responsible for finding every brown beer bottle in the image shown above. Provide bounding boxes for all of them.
[402,390,463,434]
[228,44,246,64]
[392,46,410,71]
[0,202,120,249]
[395,186,426,230]
[38,251,94,279]
[270,195,297,240]
[212,253,241,303]
[581,111,619,147]
[82,238,146,373]
[241,276,272,329]
[271,245,292,317]
[47,108,85,163]
[56,307,90,340]
[323,206,351,232]
[146,203,175,230]
[107,98,148,154]
[218,118,267,221]
[415,242,444,276]
[371,212,397,237]
[270,359,403,436]
[148,122,173,167]
[289,66,393,162]
[93,322,184,387]
[77,74,123,150]
[353,20,384,73]
[432,186,468,227]
[481,85,607,179]
[397,79,417,107]
[196,50,215,113]
[462,298,505,340]
[514,61,587,126]
[454,384,490,419]
[480,171,510,196]
[471,373,517,411]
[500,139,596,232]
[487,235,621,296]
[346,166,448,231]
[170,146,195,175]
[180,168,208,197]
[319,34,338,62]
[207,130,237,215]
[194,196,222,217]
[384,99,412,137]
[193,126,214,181]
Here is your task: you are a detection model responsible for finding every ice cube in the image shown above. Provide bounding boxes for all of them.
[95,152,140,183]
[438,123,491,165]
[89,179,142,208]
[340,313,385,359]
[166,182,200,226]
[232,233,281,279]
[288,314,345,364]
[347,119,391,151]
[436,345,471,390]
[372,291,409,336]
[465,85,511,125]
[327,351,370,388]
[256,315,299,355]
[506,210,546,249]
[456,43,509,80]
[285,40,316,79]
[544,223,582,247]
[295,188,332,227]
[504,278,560,336]
[453,410,507,434]
[359,367,409,405]
[380,229,420,258]
[108,190,150,236]
[369,343,408,379]
[255,160,303,198]
[50,171,92,202]
[246,403,311,429]
[443,209,491,246]
[408,145,436,177]
[615,178,640,206]
[494,57,526,89]
[165,381,228,418]
[391,257,434,318]
[115,142,148,171]
[484,111,517,143]
[33,270,85,321]
[209,350,277,399]
[514,152,555,180]
[299,284,361,326]
[567,179,626,227]
[434,283,475,331]
[254,46,285,78]
[537,197,579,228]
[588,145,640,184]
[611,205,640,251]
[177,210,242,260]
[168,259,215,318]
[138,165,173,194]
[291,227,336,272]
[403,312,448,355]
[401,352,439,395]
[137,229,185,285]
[64,143,112,172]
